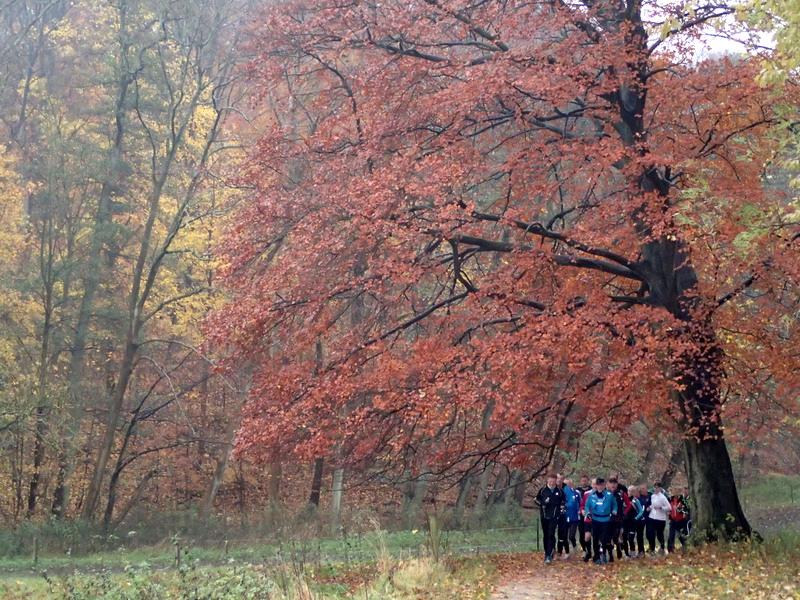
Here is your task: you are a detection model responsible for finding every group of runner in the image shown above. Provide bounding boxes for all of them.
[534,472,691,565]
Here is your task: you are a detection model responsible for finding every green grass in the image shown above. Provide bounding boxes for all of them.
[1,475,797,598]
[0,525,544,575]
[0,554,495,600]
[739,474,800,511]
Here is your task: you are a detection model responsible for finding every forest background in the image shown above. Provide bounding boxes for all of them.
[0,0,799,560]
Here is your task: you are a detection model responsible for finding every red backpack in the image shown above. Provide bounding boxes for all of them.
[670,497,687,521]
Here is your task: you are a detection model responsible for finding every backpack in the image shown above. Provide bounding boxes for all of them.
[670,497,687,521]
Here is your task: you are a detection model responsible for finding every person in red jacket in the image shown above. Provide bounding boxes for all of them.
[668,486,692,552]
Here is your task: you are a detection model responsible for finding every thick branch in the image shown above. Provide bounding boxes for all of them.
[452,234,645,281]
[473,211,639,271]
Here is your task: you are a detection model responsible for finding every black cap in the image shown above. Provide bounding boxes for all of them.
[596,477,605,484]
[653,481,662,488]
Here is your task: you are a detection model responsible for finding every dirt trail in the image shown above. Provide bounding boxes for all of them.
[489,553,608,600]
[490,576,556,600]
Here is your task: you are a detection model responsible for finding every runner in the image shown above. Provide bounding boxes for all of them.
[560,477,582,558]
[555,473,568,559]
[646,481,670,555]
[535,473,565,565]
[607,477,631,561]
[668,485,691,552]
[585,477,616,565]
[577,475,592,560]
[627,485,646,557]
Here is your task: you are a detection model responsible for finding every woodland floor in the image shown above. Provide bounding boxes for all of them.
[486,503,800,600]
[490,553,607,600]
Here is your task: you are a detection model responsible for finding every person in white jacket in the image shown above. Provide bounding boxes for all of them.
[645,482,670,554]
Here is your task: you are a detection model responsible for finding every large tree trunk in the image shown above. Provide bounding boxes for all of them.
[671,329,752,539]
[684,437,750,540]
[617,19,753,538]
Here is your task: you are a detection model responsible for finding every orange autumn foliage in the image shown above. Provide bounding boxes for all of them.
[213,0,800,538]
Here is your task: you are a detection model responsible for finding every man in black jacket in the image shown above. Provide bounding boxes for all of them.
[535,473,565,564]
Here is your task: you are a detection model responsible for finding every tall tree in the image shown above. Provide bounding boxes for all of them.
[216,0,800,540]
[0,0,253,522]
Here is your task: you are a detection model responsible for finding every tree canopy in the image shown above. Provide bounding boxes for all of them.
[213,0,800,540]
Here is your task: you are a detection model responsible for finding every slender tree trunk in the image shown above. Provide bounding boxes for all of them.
[263,459,282,527]
[469,465,493,529]
[199,407,243,520]
[50,55,129,520]
[503,469,523,509]
[658,446,684,491]
[401,472,429,529]
[330,467,344,536]
[308,458,324,507]
[487,467,509,507]
[83,335,138,519]
[109,469,157,530]
[26,407,49,519]
[198,444,234,520]
[638,432,658,483]
[267,461,282,506]
[26,241,55,519]
[513,472,527,507]
[102,401,144,528]
[452,475,473,528]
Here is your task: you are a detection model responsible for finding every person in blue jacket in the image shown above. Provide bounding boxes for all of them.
[585,477,616,564]
[558,477,583,558]
[627,485,646,557]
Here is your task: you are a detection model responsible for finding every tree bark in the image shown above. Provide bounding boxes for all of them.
[267,460,282,506]
[50,59,127,520]
[452,474,472,528]
[610,3,753,540]
[684,437,751,540]
[308,458,324,507]
[330,467,344,536]
[199,406,244,520]
[198,443,234,520]
[658,446,684,491]
[401,472,429,529]
[469,465,493,529]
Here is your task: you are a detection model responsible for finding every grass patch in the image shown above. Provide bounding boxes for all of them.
[0,526,542,575]
[0,555,495,600]
[740,475,800,511]
[596,532,800,600]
